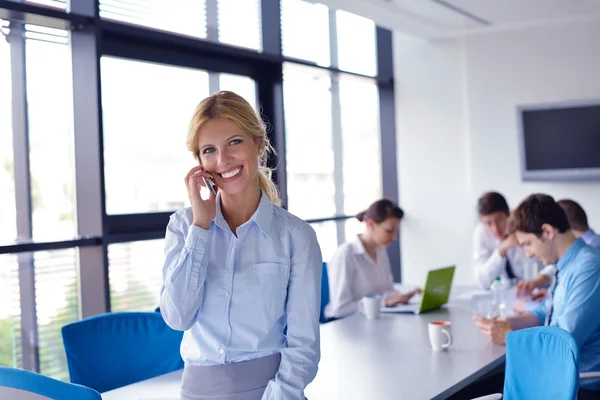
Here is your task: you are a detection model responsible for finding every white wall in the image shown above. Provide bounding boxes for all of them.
[395,20,600,286]
[394,33,475,286]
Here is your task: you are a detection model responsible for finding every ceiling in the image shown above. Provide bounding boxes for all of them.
[318,0,600,39]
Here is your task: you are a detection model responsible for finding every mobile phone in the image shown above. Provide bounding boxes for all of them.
[202,176,218,197]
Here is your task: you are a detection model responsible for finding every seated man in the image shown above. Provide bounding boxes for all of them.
[473,191,550,289]
[475,194,600,397]
[516,198,600,298]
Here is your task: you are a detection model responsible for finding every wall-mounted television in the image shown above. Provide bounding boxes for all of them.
[517,100,600,181]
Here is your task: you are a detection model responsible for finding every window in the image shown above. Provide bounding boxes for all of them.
[0,25,16,246]
[26,0,66,10]
[219,73,257,111]
[109,240,164,312]
[217,0,262,51]
[281,0,330,66]
[340,75,382,215]
[344,218,362,245]
[26,31,76,242]
[336,10,377,76]
[100,0,208,39]
[101,58,209,215]
[283,63,335,219]
[310,221,338,263]
[0,254,22,368]
[34,248,79,380]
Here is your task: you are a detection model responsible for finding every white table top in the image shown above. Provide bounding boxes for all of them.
[102,286,506,400]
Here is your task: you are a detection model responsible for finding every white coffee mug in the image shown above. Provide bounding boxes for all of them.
[428,321,453,351]
[360,295,381,320]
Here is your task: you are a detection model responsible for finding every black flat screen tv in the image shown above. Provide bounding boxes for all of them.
[518,100,600,181]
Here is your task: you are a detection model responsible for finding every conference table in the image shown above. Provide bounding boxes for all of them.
[102,286,508,400]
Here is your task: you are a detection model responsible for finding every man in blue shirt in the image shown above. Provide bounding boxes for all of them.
[475,194,600,397]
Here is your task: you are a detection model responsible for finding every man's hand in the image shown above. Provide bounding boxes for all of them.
[512,298,528,314]
[498,234,519,257]
[517,275,551,297]
[474,316,512,345]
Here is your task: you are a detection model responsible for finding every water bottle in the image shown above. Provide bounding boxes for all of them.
[490,276,506,318]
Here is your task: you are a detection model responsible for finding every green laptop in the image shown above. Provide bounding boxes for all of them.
[380,266,456,314]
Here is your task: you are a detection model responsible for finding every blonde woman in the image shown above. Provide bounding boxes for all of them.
[160,91,322,400]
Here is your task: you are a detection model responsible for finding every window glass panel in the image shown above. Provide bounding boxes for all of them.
[218,74,257,111]
[0,254,22,368]
[309,221,338,263]
[344,218,362,245]
[283,63,335,219]
[101,58,209,214]
[336,10,377,76]
[26,0,66,9]
[100,0,207,38]
[109,240,164,312]
[35,248,79,381]
[26,35,77,242]
[281,0,330,66]
[340,75,382,215]
[217,0,262,50]
[0,25,17,246]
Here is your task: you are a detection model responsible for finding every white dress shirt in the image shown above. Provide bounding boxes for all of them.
[160,191,322,400]
[473,223,553,289]
[582,229,600,252]
[325,235,396,319]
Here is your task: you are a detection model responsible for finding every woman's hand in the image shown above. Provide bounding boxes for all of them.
[385,288,422,307]
[185,165,217,229]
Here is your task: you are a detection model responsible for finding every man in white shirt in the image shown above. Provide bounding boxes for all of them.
[473,192,552,289]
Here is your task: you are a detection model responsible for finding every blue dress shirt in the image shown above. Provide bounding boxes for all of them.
[531,238,600,390]
[582,229,600,252]
[160,191,322,399]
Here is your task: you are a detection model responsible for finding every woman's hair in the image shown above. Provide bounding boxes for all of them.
[186,91,281,206]
[356,199,404,224]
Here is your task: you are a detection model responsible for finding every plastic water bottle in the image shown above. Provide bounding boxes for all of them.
[490,276,506,318]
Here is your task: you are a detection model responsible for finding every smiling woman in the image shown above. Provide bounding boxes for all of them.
[159,91,323,400]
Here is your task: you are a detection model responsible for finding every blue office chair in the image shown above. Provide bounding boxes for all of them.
[0,366,101,400]
[473,326,600,400]
[61,311,184,393]
[320,262,330,323]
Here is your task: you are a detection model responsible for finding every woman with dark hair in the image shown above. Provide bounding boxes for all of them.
[324,199,421,320]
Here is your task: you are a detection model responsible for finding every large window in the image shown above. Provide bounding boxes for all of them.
[281,0,330,66]
[336,10,377,76]
[283,63,335,219]
[0,254,21,369]
[101,58,208,215]
[109,240,164,312]
[0,23,16,246]
[35,249,79,380]
[340,75,382,215]
[100,0,208,38]
[26,31,76,242]
[0,0,394,380]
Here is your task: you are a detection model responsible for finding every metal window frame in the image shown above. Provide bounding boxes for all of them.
[0,0,400,375]
[8,20,39,373]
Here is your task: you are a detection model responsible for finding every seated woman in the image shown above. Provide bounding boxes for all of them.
[325,199,420,320]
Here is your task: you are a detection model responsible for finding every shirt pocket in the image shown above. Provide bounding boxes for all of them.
[252,263,290,318]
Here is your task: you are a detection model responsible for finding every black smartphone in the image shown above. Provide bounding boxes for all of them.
[203,176,218,197]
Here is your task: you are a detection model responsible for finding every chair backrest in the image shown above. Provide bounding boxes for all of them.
[503,326,580,400]
[61,311,184,393]
[320,262,330,323]
[0,366,101,400]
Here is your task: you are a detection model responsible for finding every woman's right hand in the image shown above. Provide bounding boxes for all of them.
[185,165,217,229]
